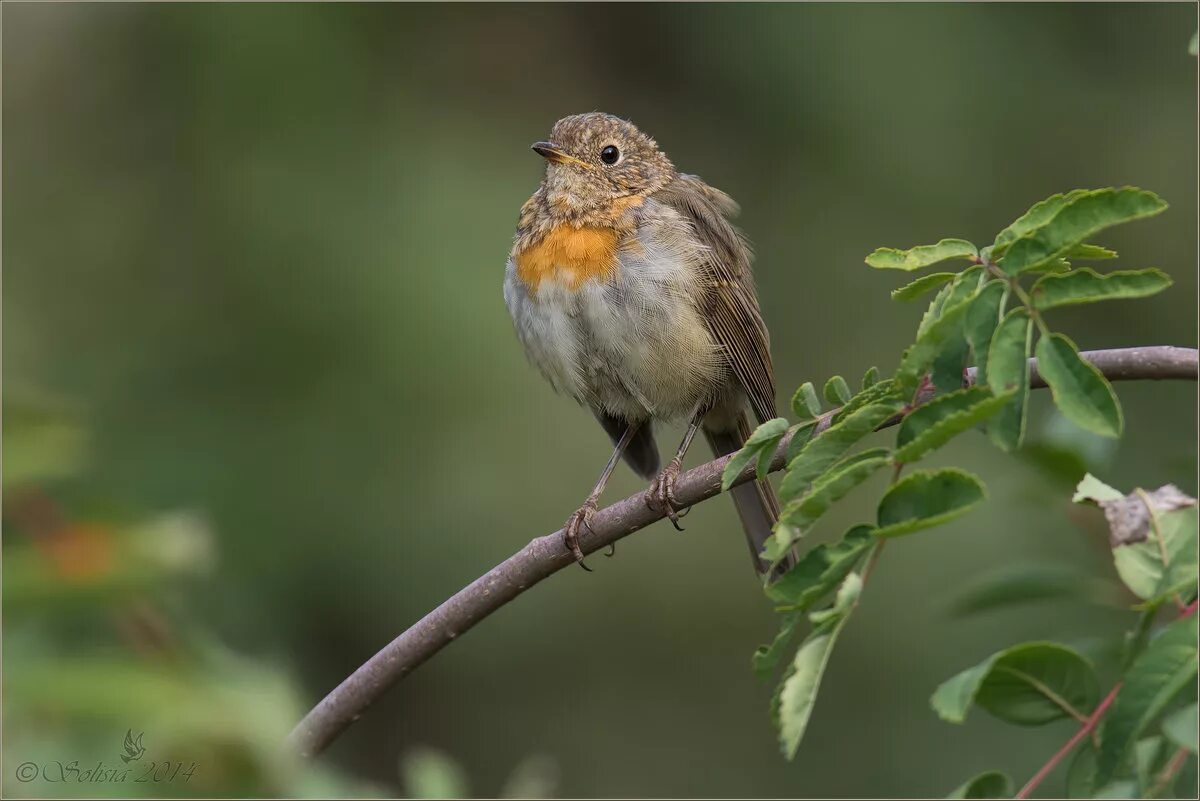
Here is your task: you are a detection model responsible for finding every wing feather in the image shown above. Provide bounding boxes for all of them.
[650,175,777,423]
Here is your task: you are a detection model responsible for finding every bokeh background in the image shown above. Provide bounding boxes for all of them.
[4,3,1197,798]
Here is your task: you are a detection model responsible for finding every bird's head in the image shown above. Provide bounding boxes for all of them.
[531,113,676,218]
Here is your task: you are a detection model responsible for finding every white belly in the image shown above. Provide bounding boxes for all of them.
[504,219,725,421]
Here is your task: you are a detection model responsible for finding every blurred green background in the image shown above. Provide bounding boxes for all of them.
[4,3,1197,798]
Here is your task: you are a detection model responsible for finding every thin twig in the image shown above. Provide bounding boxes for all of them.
[288,345,1198,759]
[1015,684,1123,800]
[1015,597,1200,798]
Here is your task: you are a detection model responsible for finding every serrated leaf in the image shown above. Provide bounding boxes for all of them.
[766,524,874,609]
[930,268,984,395]
[778,449,890,531]
[875,468,986,538]
[917,282,954,341]
[894,387,1015,464]
[892,272,958,302]
[965,282,1007,384]
[992,189,1090,256]
[1096,616,1199,785]
[832,378,903,424]
[1036,333,1123,437]
[1065,243,1119,260]
[721,418,789,491]
[823,375,852,406]
[753,610,802,680]
[861,366,880,390]
[996,188,1168,275]
[931,641,1099,726]
[947,771,1013,799]
[791,382,821,419]
[1031,267,1172,311]
[776,573,861,759]
[1162,702,1198,754]
[985,309,1032,451]
[785,419,820,463]
[1074,473,1125,504]
[780,401,902,501]
[898,290,977,394]
[866,238,978,271]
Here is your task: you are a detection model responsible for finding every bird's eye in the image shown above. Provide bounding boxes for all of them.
[600,145,620,165]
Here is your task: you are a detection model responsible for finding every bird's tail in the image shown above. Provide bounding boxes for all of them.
[704,413,795,577]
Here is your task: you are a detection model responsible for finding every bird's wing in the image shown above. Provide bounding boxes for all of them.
[649,174,777,424]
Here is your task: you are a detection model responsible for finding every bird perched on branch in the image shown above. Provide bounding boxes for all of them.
[504,112,786,575]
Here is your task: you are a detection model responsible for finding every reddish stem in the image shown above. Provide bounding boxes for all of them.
[1015,684,1123,799]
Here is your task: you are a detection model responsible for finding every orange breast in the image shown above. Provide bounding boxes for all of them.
[515,225,621,293]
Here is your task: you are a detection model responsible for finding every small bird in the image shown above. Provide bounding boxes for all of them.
[504,112,785,575]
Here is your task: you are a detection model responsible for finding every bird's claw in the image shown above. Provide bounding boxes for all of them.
[564,500,598,571]
[646,458,689,531]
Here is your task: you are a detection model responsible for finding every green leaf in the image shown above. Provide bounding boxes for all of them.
[861,366,880,390]
[866,238,978,271]
[721,418,789,491]
[894,386,1014,464]
[898,290,976,394]
[1074,472,1125,504]
[778,449,890,530]
[949,564,1113,617]
[992,189,1090,256]
[917,282,954,341]
[785,419,820,463]
[947,771,1013,799]
[931,641,1099,726]
[929,268,985,394]
[832,378,903,425]
[996,188,1168,275]
[1190,30,1199,56]
[752,611,802,680]
[780,401,902,501]
[766,524,874,609]
[791,382,821,419]
[776,573,861,759]
[892,272,958,302]
[1162,702,1198,754]
[1031,268,1172,310]
[875,468,986,538]
[1112,506,1199,605]
[1065,243,1119,260]
[1096,616,1199,785]
[823,375,852,406]
[985,309,1032,451]
[964,282,1007,384]
[1036,333,1123,437]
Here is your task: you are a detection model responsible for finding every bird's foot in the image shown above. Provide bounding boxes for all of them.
[646,457,690,531]
[564,499,599,571]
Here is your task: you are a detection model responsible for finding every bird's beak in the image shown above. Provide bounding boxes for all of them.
[531,141,593,169]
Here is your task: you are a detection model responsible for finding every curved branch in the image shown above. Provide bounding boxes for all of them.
[288,345,1198,758]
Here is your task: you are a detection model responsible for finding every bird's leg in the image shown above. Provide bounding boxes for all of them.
[646,408,704,531]
[564,421,642,571]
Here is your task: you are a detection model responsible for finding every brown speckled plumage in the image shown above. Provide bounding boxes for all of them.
[503,112,785,574]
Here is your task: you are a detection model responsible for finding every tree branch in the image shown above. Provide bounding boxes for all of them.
[288,345,1198,758]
